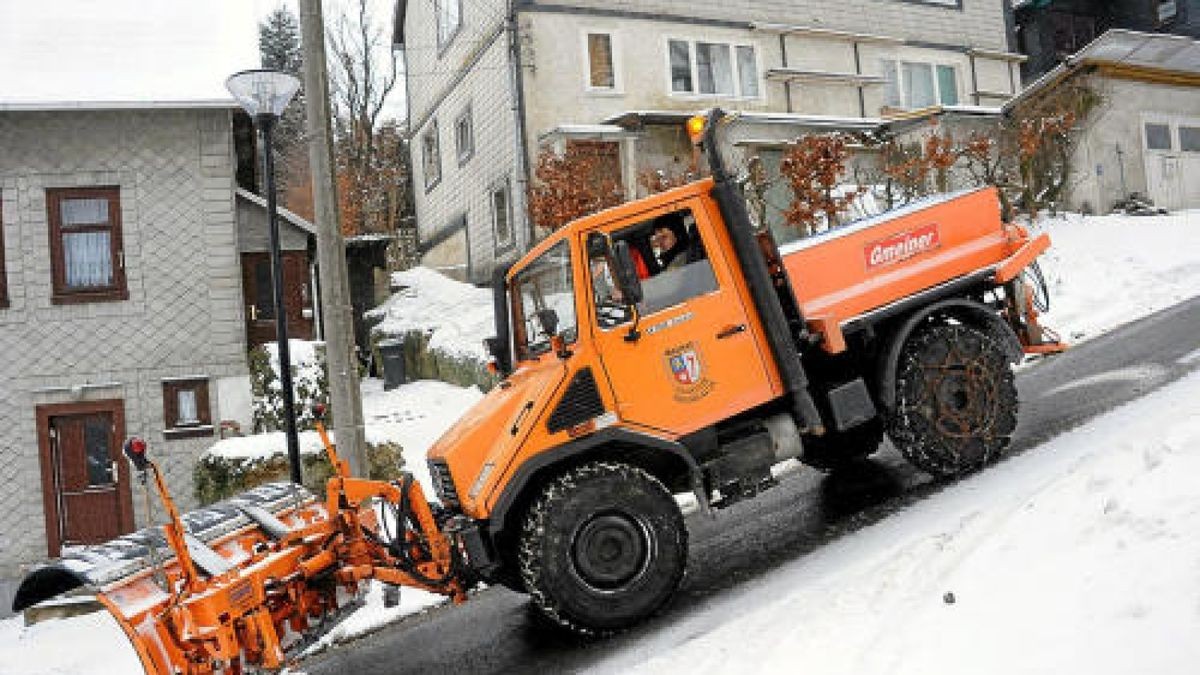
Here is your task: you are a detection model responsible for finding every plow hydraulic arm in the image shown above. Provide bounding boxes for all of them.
[14,420,468,675]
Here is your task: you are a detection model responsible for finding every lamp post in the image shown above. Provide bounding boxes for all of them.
[226,69,304,484]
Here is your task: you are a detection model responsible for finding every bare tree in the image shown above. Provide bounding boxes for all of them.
[326,0,404,235]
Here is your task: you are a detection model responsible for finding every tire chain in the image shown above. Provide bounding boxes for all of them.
[888,324,1018,477]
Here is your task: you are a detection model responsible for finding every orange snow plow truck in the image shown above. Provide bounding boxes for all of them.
[14,109,1063,672]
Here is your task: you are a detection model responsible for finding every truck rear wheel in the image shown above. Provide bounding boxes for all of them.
[887,323,1017,477]
[800,419,885,471]
[517,461,687,635]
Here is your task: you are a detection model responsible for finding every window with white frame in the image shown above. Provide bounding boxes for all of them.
[422,121,441,190]
[455,107,474,165]
[436,0,461,50]
[880,59,959,109]
[668,39,760,98]
[491,178,513,251]
[586,33,616,90]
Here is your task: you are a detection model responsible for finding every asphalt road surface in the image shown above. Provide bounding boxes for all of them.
[303,296,1200,675]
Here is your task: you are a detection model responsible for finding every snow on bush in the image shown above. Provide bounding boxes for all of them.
[250,339,329,433]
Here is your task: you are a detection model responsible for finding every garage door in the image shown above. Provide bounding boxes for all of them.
[1143,115,1200,211]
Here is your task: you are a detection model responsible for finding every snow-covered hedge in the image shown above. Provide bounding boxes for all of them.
[366,267,499,390]
[193,434,404,505]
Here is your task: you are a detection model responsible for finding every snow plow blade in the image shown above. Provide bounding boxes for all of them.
[13,424,469,674]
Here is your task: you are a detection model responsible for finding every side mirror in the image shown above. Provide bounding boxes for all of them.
[612,241,644,306]
[536,308,559,337]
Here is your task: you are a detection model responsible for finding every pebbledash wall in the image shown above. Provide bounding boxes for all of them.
[0,106,249,613]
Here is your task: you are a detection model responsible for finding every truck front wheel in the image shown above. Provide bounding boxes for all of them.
[887,323,1017,477]
[517,461,687,635]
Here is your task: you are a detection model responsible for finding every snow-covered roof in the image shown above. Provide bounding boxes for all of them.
[1009,30,1200,111]
[0,1,260,109]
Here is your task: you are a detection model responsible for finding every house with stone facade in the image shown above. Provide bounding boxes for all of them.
[0,7,324,613]
[393,0,1028,281]
[0,104,324,615]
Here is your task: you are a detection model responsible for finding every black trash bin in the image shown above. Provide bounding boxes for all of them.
[378,338,406,390]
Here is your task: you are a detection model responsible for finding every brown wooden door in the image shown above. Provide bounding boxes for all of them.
[37,400,133,557]
[241,251,315,348]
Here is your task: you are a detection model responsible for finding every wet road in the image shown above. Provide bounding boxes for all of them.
[303,296,1200,675]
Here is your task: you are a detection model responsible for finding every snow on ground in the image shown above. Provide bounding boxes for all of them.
[359,378,484,496]
[587,370,1200,675]
[367,266,495,361]
[0,610,142,675]
[1032,209,1200,343]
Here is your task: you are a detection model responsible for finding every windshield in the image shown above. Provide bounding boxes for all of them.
[511,240,577,361]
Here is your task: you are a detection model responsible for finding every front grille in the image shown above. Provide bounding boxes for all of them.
[546,367,605,433]
[427,459,460,507]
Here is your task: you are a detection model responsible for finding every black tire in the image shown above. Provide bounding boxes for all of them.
[800,418,885,472]
[517,462,687,635]
[886,323,1017,477]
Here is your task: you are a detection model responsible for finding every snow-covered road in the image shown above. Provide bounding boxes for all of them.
[587,370,1200,675]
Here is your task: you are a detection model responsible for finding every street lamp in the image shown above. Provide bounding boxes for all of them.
[226,69,304,484]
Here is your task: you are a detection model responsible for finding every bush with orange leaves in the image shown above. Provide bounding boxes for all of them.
[779,134,865,235]
[527,141,624,232]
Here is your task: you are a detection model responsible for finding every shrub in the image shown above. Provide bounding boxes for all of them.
[194,440,405,505]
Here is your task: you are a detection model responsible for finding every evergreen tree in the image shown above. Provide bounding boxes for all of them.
[258,6,309,210]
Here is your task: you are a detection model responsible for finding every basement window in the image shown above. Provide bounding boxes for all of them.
[163,378,213,439]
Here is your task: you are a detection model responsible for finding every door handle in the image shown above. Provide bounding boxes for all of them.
[249,304,259,321]
[716,323,747,339]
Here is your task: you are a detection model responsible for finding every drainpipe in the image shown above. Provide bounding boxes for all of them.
[779,34,793,113]
[853,41,866,118]
[969,52,980,105]
[506,1,533,253]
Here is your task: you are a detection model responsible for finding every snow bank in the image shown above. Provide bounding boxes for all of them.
[588,370,1200,675]
[206,429,330,461]
[367,267,494,361]
[359,378,483,498]
[1033,210,1200,343]
[0,609,142,675]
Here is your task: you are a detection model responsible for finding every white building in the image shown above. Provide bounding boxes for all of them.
[394,0,1026,281]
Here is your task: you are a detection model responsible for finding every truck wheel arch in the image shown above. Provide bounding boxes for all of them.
[876,297,1022,412]
[485,428,703,564]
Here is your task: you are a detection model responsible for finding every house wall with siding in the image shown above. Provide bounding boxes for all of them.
[0,108,247,613]
[406,0,525,283]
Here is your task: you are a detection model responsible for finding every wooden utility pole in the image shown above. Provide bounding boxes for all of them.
[298,0,367,474]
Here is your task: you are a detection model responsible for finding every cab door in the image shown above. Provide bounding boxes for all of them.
[587,197,778,435]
